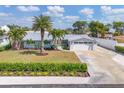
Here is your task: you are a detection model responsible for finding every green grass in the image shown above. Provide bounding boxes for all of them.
[0,50,88,76]
[0,50,81,63]
[115,46,124,53]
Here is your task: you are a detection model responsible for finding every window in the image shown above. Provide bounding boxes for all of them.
[74,42,79,44]
[74,41,93,44]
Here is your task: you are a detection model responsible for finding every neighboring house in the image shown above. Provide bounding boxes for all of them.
[0,25,10,47]
[105,33,113,39]
[0,25,10,34]
[0,36,9,47]
[22,31,97,51]
[97,33,113,39]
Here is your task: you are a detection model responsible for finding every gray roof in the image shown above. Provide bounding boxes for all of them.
[0,36,8,40]
[23,31,95,42]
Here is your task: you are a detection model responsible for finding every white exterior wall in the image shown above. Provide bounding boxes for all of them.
[70,42,96,51]
[117,43,124,47]
[70,44,89,51]
[94,38,117,50]
[23,42,35,48]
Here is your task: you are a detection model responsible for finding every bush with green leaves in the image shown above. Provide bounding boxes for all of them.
[0,47,4,51]
[115,46,124,53]
[0,44,11,52]
[0,63,87,72]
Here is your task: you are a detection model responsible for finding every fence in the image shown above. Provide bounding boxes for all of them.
[93,38,117,50]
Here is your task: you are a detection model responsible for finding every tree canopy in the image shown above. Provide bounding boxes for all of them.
[89,21,109,38]
[72,21,88,34]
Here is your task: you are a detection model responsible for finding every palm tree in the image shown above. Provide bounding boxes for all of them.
[32,15,52,54]
[89,21,108,38]
[0,30,5,36]
[26,39,35,51]
[49,29,65,49]
[8,28,27,50]
[113,21,124,34]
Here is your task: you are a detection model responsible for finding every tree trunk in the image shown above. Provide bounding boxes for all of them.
[40,30,44,54]
[12,40,18,50]
[17,41,21,50]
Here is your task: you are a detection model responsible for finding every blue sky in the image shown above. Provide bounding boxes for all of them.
[0,5,124,29]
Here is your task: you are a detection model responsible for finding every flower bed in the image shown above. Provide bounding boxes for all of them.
[0,63,89,77]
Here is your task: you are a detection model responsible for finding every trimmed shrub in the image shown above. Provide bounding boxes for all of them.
[115,46,124,53]
[0,63,87,72]
[4,44,11,50]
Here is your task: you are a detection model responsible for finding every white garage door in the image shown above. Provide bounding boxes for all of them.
[70,44,89,51]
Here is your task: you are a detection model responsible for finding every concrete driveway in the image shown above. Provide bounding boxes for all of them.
[74,46,124,84]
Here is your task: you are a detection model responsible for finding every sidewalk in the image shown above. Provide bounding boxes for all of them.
[0,77,90,85]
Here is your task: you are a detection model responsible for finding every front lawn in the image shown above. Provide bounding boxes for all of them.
[0,50,81,63]
[0,50,89,77]
[0,63,88,77]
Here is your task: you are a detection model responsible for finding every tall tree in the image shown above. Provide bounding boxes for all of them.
[8,28,27,50]
[105,23,112,31]
[89,21,108,38]
[0,30,5,36]
[72,21,87,34]
[32,15,52,54]
[113,21,124,34]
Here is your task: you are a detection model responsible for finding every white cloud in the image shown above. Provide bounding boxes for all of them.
[80,8,94,15]
[79,8,94,19]
[17,6,40,12]
[62,16,79,22]
[101,6,124,23]
[4,5,11,8]
[101,6,111,13]
[48,6,64,13]
[43,6,64,17]
[0,16,33,27]
[0,12,12,17]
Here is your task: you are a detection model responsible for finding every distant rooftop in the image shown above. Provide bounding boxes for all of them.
[0,36,8,40]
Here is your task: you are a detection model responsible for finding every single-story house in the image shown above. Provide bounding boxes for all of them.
[0,25,10,47]
[22,31,97,51]
[0,25,10,34]
[0,36,9,47]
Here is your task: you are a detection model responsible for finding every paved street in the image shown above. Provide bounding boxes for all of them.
[75,46,124,84]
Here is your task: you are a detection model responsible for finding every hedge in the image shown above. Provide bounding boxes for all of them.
[115,46,124,53]
[0,63,87,72]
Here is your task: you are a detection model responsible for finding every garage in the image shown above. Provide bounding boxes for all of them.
[69,38,96,51]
